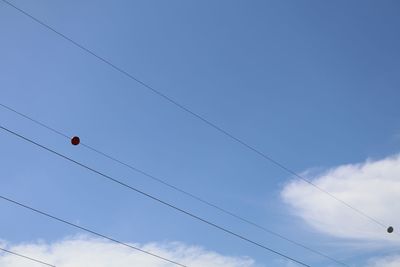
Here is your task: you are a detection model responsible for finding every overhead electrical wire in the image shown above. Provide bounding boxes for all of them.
[0,0,391,232]
[0,103,348,267]
[0,195,188,267]
[0,247,55,267]
[0,125,311,267]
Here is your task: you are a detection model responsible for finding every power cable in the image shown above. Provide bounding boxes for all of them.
[0,247,55,267]
[0,125,311,267]
[0,196,187,267]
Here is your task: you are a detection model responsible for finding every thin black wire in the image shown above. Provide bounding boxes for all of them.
[0,247,55,267]
[0,103,348,267]
[0,104,69,139]
[0,196,187,267]
[0,0,389,231]
[0,125,311,267]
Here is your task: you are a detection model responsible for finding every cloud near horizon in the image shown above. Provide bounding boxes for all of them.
[0,236,255,267]
[281,154,400,243]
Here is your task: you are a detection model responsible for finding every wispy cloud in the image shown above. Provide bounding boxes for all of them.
[0,236,255,267]
[367,254,400,267]
[281,154,400,244]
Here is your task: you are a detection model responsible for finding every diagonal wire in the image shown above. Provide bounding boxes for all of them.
[0,247,55,267]
[0,196,187,267]
[0,125,311,267]
[0,102,349,266]
[0,0,390,231]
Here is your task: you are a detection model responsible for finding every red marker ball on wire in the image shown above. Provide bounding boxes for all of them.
[71,136,80,146]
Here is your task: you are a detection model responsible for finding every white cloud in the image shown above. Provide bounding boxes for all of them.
[367,254,400,267]
[0,236,255,267]
[281,154,400,243]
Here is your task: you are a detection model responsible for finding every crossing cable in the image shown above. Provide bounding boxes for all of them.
[0,247,55,267]
[0,103,348,267]
[0,0,390,231]
[0,125,311,267]
[0,196,188,267]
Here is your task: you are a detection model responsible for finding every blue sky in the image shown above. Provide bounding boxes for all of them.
[1,1,400,266]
